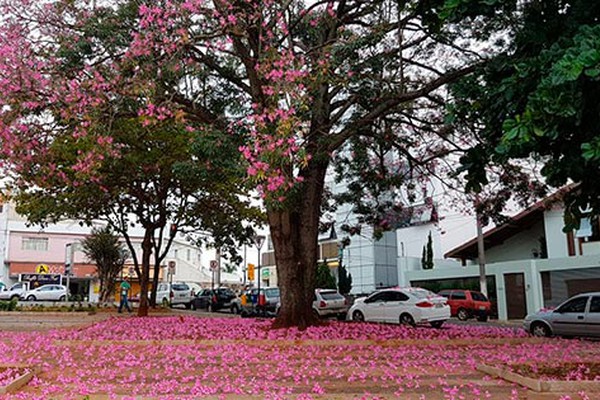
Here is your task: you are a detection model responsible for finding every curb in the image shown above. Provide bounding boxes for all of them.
[477,364,600,392]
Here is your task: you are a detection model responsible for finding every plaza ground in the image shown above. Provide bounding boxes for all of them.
[0,309,596,399]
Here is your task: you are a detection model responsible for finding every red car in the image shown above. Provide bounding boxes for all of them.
[437,289,492,321]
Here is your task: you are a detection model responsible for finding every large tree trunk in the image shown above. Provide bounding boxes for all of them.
[272,163,328,329]
[137,230,153,317]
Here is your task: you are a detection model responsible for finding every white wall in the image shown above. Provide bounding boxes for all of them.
[484,220,545,263]
[402,254,600,320]
[397,224,441,258]
[544,209,570,258]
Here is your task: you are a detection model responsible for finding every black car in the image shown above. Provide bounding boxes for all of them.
[191,288,236,312]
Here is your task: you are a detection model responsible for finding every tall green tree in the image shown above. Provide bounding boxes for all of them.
[81,227,129,304]
[421,231,434,270]
[0,1,261,316]
[337,264,353,295]
[315,263,337,290]
[449,0,600,226]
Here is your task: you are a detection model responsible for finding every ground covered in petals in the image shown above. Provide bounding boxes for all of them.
[0,316,598,399]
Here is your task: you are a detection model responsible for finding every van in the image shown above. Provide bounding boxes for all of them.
[155,282,193,309]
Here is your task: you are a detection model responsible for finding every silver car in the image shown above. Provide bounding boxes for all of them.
[20,284,68,301]
[313,289,349,320]
[523,292,600,338]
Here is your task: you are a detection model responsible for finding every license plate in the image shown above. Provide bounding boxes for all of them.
[435,303,443,308]
[479,306,485,310]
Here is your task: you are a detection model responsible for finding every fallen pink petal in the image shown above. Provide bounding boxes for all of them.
[0,316,596,398]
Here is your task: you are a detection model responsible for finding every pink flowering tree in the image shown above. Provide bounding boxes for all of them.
[0,0,510,327]
[190,0,505,328]
[0,0,261,316]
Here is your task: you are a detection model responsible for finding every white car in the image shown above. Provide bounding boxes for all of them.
[313,289,349,320]
[348,287,450,328]
[20,284,68,301]
[0,282,30,301]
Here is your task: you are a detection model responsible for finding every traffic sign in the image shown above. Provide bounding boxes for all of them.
[168,261,176,275]
[35,264,49,274]
[209,260,218,271]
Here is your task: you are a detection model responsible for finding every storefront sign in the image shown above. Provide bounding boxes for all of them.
[20,273,62,289]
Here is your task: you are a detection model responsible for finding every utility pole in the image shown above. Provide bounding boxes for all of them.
[475,199,488,297]
[243,244,247,286]
[215,248,221,288]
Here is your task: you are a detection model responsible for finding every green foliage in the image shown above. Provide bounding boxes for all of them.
[338,264,353,295]
[315,263,337,290]
[0,298,18,311]
[81,226,128,303]
[421,232,434,270]
[451,0,600,220]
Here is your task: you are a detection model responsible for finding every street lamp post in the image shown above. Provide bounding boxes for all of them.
[253,235,265,314]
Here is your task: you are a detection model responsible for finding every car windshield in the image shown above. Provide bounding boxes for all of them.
[172,284,188,290]
[320,291,344,300]
[471,291,488,301]
[410,289,436,299]
[265,288,280,297]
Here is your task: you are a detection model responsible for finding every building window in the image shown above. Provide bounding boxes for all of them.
[22,237,49,251]
[174,249,178,259]
[187,249,191,261]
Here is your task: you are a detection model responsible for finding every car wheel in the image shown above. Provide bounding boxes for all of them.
[312,309,320,319]
[530,322,551,337]
[59,295,66,301]
[231,304,240,314]
[352,310,365,322]
[457,308,470,321]
[207,303,214,313]
[185,302,191,310]
[191,302,196,311]
[476,314,488,322]
[337,313,347,321]
[430,320,444,329]
[10,295,19,301]
[27,295,36,301]
[399,313,415,326]
[161,298,169,307]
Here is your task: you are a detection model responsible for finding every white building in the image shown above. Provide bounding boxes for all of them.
[0,202,239,300]
[403,189,600,320]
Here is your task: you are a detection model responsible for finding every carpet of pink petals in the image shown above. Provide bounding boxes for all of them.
[0,316,597,399]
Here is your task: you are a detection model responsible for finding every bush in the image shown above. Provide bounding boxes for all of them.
[0,298,18,311]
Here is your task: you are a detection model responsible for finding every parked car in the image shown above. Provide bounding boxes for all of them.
[313,289,349,320]
[237,287,281,317]
[187,282,202,297]
[348,287,450,328]
[155,282,193,308]
[523,292,600,338]
[192,287,237,312]
[20,284,68,301]
[0,282,30,301]
[230,290,249,314]
[255,287,280,312]
[437,289,492,321]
